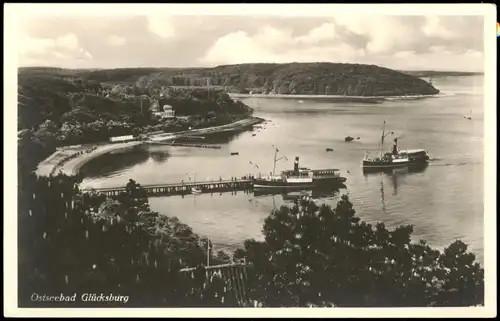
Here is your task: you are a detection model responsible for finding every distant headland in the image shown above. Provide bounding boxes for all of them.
[398,70,483,78]
[19,62,448,97]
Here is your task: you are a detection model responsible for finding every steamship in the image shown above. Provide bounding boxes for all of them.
[362,121,430,169]
[252,149,347,189]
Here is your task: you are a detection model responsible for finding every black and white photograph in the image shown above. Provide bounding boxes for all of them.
[4,3,496,318]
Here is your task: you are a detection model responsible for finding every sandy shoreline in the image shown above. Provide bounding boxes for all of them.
[228,93,440,100]
[35,116,265,177]
[62,142,144,176]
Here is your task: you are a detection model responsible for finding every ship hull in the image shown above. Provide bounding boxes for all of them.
[362,158,428,169]
[252,181,315,189]
[253,177,346,189]
[362,162,429,175]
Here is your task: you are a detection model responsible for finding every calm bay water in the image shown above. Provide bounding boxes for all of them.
[80,76,485,262]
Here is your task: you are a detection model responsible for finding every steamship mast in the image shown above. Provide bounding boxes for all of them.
[271,145,288,176]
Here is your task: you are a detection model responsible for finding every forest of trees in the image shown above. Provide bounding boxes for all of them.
[20,63,441,99]
[17,70,254,177]
[18,71,253,133]
[54,63,441,96]
[18,173,484,307]
[233,195,484,307]
[18,175,240,307]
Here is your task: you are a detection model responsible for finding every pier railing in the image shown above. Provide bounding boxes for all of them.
[83,178,254,197]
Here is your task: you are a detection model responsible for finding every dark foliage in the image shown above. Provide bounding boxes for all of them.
[234,195,484,307]
[17,69,254,176]
[17,69,253,139]
[38,63,441,96]
[18,174,239,307]
[17,172,484,307]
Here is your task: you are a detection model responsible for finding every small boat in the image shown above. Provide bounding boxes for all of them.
[231,152,239,156]
[464,110,472,120]
[326,148,334,152]
[356,137,360,140]
[282,190,312,202]
[362,121,430,169]
[191,187,202,194]
[252,134,256,136]
[345,136,354,142]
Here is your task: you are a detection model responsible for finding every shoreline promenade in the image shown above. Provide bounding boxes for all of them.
[35,117,265,177]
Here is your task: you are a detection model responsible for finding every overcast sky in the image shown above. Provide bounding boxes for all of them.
[16,12,484,72]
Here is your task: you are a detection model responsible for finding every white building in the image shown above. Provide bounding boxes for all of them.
[109,135,135,143]
[151,101,176,119]
[161,104,175,118]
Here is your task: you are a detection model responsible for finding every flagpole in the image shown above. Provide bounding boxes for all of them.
[272,148,278,176]
[207,238,210,267]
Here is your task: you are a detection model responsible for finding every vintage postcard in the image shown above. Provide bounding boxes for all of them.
[4,3,496,318]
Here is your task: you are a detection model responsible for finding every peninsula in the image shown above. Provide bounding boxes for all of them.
[20,62,440,98]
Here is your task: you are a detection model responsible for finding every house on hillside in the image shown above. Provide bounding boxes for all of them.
[150,100,176,119]
[161,105,175,118]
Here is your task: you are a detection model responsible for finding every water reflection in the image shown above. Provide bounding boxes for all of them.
[363,163,430,211]
[149,149,170,163]
[380,180,387,214]
[251,97,385,104]
[80,146,151,178]
[253,185,345,202]
[186,131,247,144]
[362,163,429,177]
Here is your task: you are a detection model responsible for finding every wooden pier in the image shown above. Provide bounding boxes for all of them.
[84,178,253,197]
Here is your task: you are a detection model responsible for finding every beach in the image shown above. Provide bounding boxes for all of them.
[35,116,265,177]
[228,93,440,100]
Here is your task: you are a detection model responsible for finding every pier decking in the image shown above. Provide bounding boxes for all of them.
[84,178,253,196]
